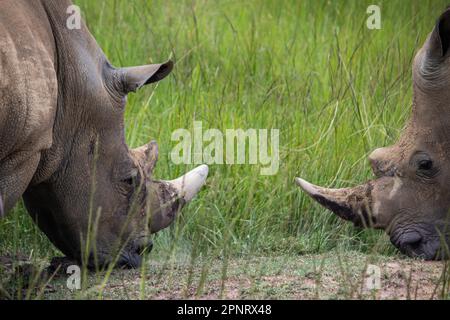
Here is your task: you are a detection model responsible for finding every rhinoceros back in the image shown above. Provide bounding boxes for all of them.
[0,0,57,213]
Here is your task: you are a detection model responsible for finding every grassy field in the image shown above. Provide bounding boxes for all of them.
[1,0,450,299]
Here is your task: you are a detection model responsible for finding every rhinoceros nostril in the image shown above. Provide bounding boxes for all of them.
[402,232,421,244]
[397,232,424,256]
[405,238,422,250]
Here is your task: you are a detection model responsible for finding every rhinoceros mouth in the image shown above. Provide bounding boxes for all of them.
[112,237,155,269]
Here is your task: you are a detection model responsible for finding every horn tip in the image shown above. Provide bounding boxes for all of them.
[170,165,209,202]
[195,164,209,178]
[295,177,319,196]
[183,164,208,201]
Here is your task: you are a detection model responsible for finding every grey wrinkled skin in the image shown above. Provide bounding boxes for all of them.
[296,9,450,260]
[0,0,206,269]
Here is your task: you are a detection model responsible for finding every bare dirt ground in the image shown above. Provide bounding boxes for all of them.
[1,251,448,299]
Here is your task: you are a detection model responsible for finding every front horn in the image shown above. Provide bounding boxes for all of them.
[295,177,374,227]
[164,165,209,202]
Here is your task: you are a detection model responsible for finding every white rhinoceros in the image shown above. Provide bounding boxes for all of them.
[0,0,208,268]
[297,9,450,260]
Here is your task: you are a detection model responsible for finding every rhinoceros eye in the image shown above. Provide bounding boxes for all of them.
[418,159,433,171]
[413,152,439,179]
[121,169,140,187]
[122,177,135,186]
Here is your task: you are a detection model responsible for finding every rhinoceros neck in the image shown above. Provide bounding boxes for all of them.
[31,0,113,184]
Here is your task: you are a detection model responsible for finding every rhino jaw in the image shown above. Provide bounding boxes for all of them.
[295,177,375,227]
[166,165,209,202]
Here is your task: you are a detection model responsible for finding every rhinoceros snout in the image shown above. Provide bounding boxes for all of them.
[390,227,448,261]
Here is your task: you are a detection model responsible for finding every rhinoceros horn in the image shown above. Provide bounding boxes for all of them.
[295,177,375,227]
[166,165,209,202]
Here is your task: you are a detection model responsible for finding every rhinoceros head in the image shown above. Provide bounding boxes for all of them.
[296,9,450,260]
[80,60,209,247]
[26,60,208,268]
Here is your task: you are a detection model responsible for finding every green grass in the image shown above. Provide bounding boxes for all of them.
[1,0,450,299]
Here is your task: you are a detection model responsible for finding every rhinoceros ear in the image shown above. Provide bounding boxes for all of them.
[121,60,173,94]
[428,9,450,58]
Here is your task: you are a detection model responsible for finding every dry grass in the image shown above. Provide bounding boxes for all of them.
[2,252,446,300]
